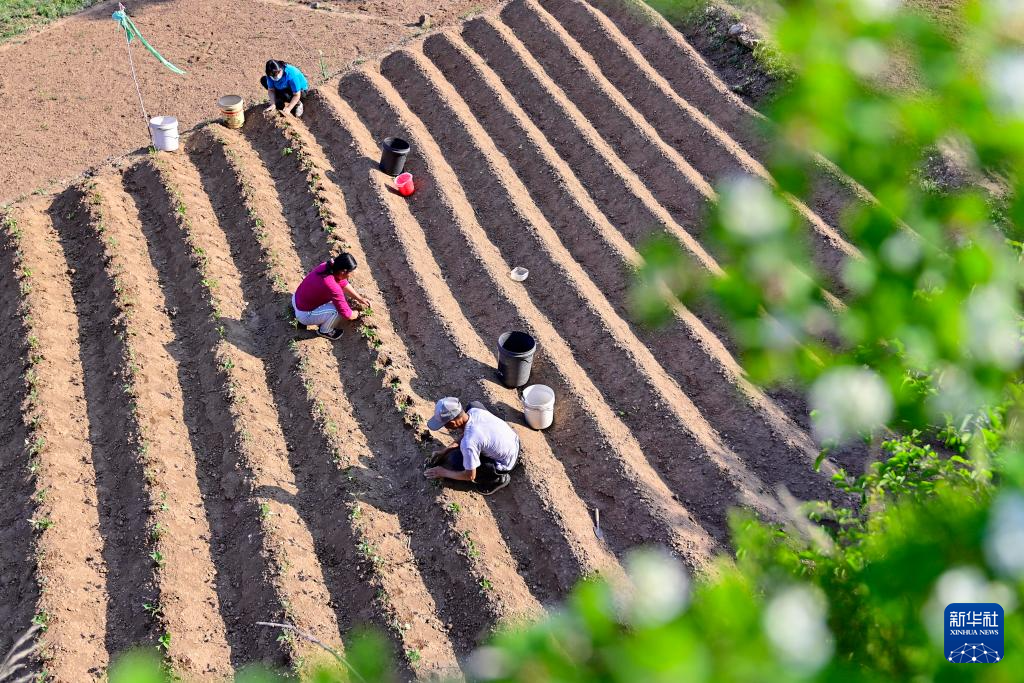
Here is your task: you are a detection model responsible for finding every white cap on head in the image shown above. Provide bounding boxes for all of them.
[427,397,463,430]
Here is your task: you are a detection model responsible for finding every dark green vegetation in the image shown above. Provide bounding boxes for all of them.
[0,0,103,41]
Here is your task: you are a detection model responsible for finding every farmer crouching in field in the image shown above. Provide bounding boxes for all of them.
[262,59,309,117]
[424,398,521,496]
[292,253,370,340]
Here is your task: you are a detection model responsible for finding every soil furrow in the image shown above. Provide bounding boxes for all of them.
[0,213,40,667]
[459,15,721,277]
[383,47,788,535]
[121,160,287,671]
[339,67,719,569]
[419,33,836,498]
[304,87,627,596]
[496,2,715,226]
[153,148,354,667]
[89,171,236,677]
[532,0,860,282]
[498,0,854,287]
[582,0,871,232]
[47,187,156,658]
[199,122,462,679]
[455,16,842,424]
[242,110,542,657]
[7,199,108,681]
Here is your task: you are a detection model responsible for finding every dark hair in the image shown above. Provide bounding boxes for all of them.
[265,60,287,77]
[326,253,357,274]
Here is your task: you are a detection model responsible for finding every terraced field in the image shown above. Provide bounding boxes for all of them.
[0,0,868,679]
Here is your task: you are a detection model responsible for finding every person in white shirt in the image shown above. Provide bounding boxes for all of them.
[424,397,521,495]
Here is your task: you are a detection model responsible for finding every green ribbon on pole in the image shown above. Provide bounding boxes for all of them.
[111,9,186,75]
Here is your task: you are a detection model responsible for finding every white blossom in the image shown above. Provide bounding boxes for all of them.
[986,492,1024,579]
[719,176,790,239]
[851,0,902,21]
[965,284,1023,369]
[810,367,893,443]
[618,547,690,626]
[847,39,890,79]
[988,51,1024,118]
[764,585,834,672]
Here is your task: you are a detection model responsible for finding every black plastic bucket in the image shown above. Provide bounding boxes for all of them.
[496,331,537,388]
[379,137,411,176]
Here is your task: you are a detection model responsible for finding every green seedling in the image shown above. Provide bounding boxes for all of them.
[358,540,383,566]
[150,550,165,568]
[479,578,493,592]
[143,602,163,619]
[31,611,50,632]
[447,502,461,514]
[282,147,294,156]
[349,503,363,522]
[259,502,272,519]
[150,523,165,542]
[462,530,480,559]
[158,632,171,652]
[406,649,421,667]
[220,357,235,372]
[30,518,53,532]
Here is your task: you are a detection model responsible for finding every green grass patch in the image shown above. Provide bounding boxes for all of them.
[0,1,105,42]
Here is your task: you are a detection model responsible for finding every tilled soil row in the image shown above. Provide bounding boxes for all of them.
[304,88,626,596]
[0,212,41,672]
[417,32,837,499]
[339,67,718,568]
[149,149,364,671]
[120,159,287,672]
[381,47,786,537]
[6,199,108,682]
[456,9,849,441]
[493,5,712,227]
[499,0,855,290]
[531,0,861,282]
[90,169,240,677]
[48,186,158,659]
[189,123,458,679]
[241,109,543,662]
[458,16,722,284]
[581,0,872,234]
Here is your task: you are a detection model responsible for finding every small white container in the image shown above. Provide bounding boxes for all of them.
[522,384,554,430]
[510,266,529,282]
[149,115,179,152]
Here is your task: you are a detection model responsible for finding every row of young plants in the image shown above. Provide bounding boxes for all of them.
[79,184,171,659]
[269,113,525,666]
[271,113,503,550]
[210,123,434,675]
[1,209,54,680]
[144,150,306,668]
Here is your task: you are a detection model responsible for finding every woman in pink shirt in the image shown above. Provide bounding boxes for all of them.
[292,253,370,340]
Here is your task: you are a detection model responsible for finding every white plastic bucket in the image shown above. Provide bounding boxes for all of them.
[522,384,555,430]
[149,115,179,152]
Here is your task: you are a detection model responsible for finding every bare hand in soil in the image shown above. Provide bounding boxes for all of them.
[424,466,445,479]
[348,310,361,321]
[264,105,276,114]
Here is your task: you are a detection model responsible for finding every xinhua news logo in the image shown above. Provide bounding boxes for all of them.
[945,603,1004,664]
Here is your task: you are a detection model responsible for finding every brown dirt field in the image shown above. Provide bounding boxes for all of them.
[0,0,502,204]
[0,0,870,679]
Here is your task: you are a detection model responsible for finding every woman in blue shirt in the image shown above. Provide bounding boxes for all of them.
[261,59,309,117]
